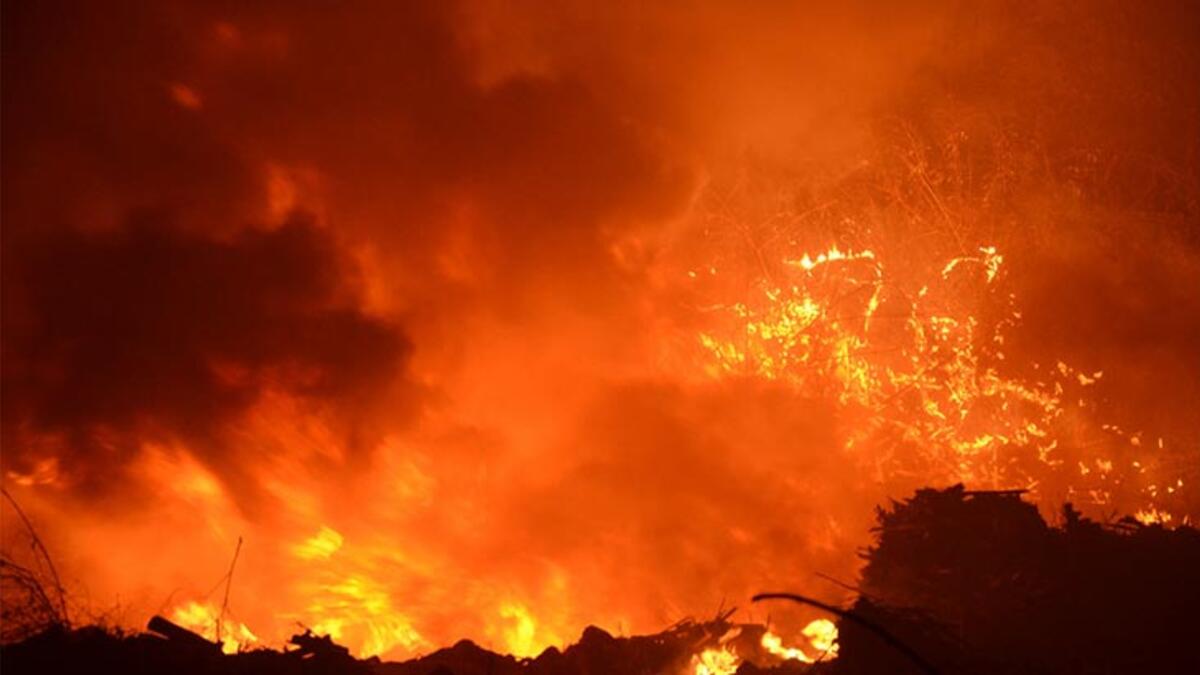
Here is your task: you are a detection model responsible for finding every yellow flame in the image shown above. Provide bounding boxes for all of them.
[303,574,426,657]
[170,601,258,654]
[802,618,839,657]
[498,602,542,657]
[761,619,839,664]
[1135,507,1173,525]
[761,630,812,663]
[691,646,740,675]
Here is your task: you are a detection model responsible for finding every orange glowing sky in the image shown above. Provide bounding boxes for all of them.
[3,0,1198,661]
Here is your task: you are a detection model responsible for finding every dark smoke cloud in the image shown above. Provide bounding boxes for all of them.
[1,0,692,511]
[2,0,691,292]
[0,1,258,232]
[1,216,409,512]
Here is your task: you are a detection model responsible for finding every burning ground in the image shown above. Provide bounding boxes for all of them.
[2,0,1199,669]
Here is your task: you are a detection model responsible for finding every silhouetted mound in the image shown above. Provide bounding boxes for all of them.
[837,485,1200,674]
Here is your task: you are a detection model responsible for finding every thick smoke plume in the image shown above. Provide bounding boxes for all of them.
[2,217,409,513]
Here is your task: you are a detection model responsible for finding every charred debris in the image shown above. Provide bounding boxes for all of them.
[4,485,1198,674]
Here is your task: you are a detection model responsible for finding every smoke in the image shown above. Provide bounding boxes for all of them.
[2,0,1198,660]
[2,216,410,514]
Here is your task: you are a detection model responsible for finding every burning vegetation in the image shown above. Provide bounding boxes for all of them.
[2,0,1199,672]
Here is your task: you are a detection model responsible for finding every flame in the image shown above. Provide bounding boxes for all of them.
[300,575,425,658]
[690,646,740,675]
[761,618,839,664]
[170,601,258,654]
[1135,507,1173,526]
[802,618,838,658]
[761,630,810,662]
[686,619,839,674]
[692,242,1177,503]
[495,602,563,658]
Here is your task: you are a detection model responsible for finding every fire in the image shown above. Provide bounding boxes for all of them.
[761,630,808,662]
[298,575,425,657]
[691,242,1175,504]
[690,646,739,675]
[760,619,839,664]
[496,602,561,658]
[801,618,838,658]
[686,619,839,674]
[170,601,258,654]
[1135,507,1174,526]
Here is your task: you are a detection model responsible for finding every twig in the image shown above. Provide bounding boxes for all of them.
[216,536,243,644]
[0,559,58,623]
[1,487,68,625]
